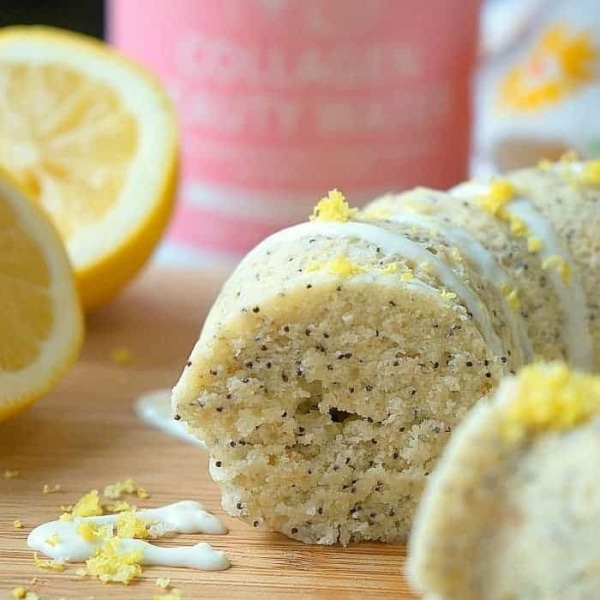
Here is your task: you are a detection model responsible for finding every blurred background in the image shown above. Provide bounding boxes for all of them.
[1,0,104,37]
[2,0,598,267]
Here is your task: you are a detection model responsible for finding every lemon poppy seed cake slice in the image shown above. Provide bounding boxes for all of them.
[173,160,598,546]
[408,363,600,600]
[172,192,518,545]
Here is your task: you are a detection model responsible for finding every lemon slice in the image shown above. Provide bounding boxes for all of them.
[0,26,178,310]
[0,170,83,422]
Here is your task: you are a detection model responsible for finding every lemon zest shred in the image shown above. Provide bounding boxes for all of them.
[506,290,520,311]
[115,509,151,539]
[477,180,516,216]
[440,289,457,301]
[65,489,103,518]
[45,532,60,547]
[306,256,365,277]
[156,577,172,590]
[508,214,529,237]
[380,263,399,274]
[501,363,600,442]
[500,283,520,311]
[13,590,40,600]
[105,500,135,513]
[527,237,544,253]
[578,160,600,187]
[102,477,138,500]
[542,254,572,286]
[310,189,357,222]
[85,537,143,584]
[305,262,322,273]
[76,521,112,543]
[33,552,65,572]
[327,256,365,276]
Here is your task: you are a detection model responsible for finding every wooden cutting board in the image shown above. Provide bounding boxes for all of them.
[0,266,419,600]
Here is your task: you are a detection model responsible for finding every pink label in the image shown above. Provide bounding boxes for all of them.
[108,0,480,257]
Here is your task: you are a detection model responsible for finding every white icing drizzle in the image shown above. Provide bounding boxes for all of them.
[508,198,592,370]
[135,389,206,449]
[241,220,504,356]
[452,181,593,371]
[383,211,534,363]
[27,501,229,571]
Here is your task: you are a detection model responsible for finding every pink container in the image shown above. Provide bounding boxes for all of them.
[108,0,481,260]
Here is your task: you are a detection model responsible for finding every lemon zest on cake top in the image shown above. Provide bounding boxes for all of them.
[310,189,357,222]
[527,237,544,253]
[508,214,529,237]
[477,181,558,258]
[306,256,365,277]
[440,289,457,301]
[542,254,572,286]
[380,262,399,274]
[477,180,516,216]
[325,256,365,276]
[504,288,520,311]
[501,363,600,442]
[307,258,408,278]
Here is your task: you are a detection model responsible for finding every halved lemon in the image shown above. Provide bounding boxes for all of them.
[0,169,83,422]
[0,26,178,310]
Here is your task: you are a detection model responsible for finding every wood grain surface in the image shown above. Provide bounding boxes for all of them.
[0,266,419,600]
